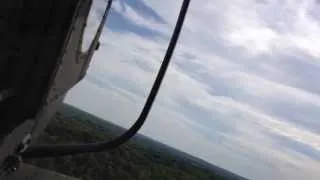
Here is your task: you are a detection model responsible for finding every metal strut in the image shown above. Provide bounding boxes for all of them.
[21,0,191,159]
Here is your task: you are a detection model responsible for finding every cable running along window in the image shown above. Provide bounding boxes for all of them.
[20,0,191,158]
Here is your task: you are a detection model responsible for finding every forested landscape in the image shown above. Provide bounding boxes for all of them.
[26,104,247,180]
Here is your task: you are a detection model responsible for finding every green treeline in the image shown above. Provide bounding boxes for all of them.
[26,104,244,180]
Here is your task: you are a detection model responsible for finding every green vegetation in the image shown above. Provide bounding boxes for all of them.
[26,104,246,180]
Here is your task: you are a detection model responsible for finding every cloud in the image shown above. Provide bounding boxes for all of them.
[66,0,320,179]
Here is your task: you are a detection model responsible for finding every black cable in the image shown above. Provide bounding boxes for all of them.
[20,0,191,158]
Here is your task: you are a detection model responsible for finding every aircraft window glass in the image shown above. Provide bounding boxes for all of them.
[81,0,108,51]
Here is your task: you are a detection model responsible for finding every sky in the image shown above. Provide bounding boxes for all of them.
[65,0,320,179]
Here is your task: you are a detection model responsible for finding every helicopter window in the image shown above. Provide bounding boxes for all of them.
[81,0,108,52]
[3,0,320,179]
[21,0,190,158]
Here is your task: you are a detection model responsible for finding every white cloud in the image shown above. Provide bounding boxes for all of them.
[111,0,170,36]
[65,0,320,179]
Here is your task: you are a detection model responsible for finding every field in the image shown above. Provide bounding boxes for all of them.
[26,103,247,180]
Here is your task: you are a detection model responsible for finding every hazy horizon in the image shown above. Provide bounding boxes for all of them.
[65,0,320,179]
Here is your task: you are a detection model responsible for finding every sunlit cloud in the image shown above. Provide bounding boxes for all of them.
[66,0,320,179]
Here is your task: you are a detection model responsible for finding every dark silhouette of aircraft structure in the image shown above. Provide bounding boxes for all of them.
[0,0,190,179]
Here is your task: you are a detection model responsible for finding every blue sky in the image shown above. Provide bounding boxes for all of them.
[66,0,320,179]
